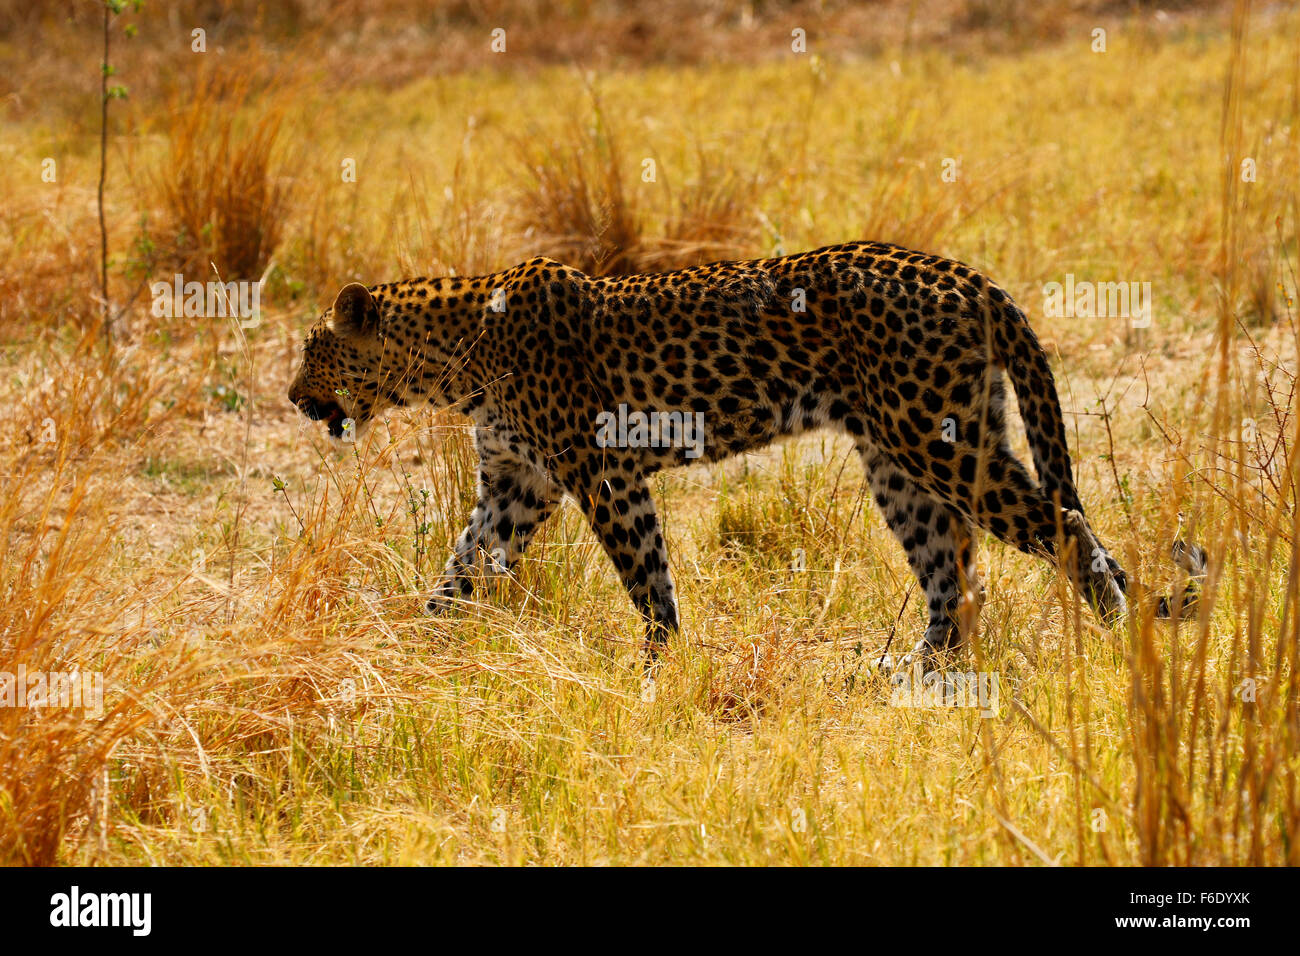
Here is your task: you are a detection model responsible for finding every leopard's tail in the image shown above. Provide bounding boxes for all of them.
[984,293,1086,517]
[987,293,1206,621]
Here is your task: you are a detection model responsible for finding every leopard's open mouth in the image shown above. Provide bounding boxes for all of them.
[297,398,347,438]
[324,406,346,438]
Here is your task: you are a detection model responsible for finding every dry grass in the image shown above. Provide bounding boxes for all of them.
[0,0,1296,866]
[512,89,766,275]
[644,142,764,270]
[512,113,642,275]
[153,68,294,282]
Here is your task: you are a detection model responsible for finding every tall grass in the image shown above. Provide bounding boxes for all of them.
[1117,0,1300,865]
[511,99,643,275]
[0,440,157,863]
[154,67,294,282]
[511,89,765,275]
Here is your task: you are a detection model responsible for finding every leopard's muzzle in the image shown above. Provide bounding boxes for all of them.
[294,397,348,438]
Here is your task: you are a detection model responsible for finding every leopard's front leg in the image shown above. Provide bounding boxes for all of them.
[576,472,680,661]
[424,436,559,615]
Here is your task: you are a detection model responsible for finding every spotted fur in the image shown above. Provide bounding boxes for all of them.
[289,241,1204,668]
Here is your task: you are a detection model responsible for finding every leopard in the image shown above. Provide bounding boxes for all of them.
[288,240,1205,673]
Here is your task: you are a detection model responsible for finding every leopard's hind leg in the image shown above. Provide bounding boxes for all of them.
[931,440,1129,625]
[859,441,984,675]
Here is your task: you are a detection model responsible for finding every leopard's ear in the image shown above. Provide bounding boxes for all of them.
[329,283,379,337]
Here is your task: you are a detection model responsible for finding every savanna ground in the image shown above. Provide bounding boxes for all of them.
[1,0,1298,865]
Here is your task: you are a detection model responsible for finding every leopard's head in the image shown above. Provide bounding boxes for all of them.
[288,283,393,440]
